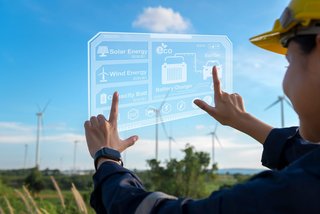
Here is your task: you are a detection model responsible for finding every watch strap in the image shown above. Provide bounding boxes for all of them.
[94,147,123,170]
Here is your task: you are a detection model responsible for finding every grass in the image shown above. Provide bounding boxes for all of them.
[0,184,94,214]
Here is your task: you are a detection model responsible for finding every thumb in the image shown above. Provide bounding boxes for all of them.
[122,135,139,149]
[193,99,218,118]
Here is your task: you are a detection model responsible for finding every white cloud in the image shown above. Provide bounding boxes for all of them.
[0,122,34,133]
[132,6,192,33]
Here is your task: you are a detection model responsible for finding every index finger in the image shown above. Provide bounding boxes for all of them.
[109,91,119,126]
[212,66,222,99]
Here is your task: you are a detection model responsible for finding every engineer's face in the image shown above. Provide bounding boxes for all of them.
[283,35,320,122]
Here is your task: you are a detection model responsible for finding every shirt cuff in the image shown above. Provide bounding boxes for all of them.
[93,161,128,185]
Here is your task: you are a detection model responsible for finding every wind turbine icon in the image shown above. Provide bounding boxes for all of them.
[99,67,108,83]
[35,101,50,168]
[208,123,222,165]
[265,95,293,128]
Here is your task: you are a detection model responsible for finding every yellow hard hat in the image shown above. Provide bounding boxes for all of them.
[250,0,320,55]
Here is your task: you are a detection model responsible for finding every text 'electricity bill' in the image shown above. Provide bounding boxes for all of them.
[88,32,232,131]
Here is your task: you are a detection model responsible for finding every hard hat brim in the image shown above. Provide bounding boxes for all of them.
[250,30,287,55]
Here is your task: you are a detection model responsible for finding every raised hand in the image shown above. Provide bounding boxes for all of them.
[194,66,246,128]
[84,92,138,158]
[194,66,273,144]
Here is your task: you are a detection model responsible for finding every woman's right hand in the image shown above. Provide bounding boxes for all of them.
[194,66,246,129]
[194,66,273,144]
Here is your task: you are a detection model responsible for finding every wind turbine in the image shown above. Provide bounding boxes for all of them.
[159,120,176,160]
[23,144,28,169]
[168,136,176,160]
[149,91,170,161]
[265,95,292,128]
[208,123,222,165]
[73,140,80,174]
[35,101,50,168]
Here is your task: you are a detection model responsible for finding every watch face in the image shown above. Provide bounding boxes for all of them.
[100,147,121,160]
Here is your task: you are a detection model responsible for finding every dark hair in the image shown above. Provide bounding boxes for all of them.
[290,35,317,54]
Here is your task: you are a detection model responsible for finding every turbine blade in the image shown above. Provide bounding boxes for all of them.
[42,100,51,113]
[214,123,218,133]
[265,99,281,111]
[159,114,169,139]
[41,116,44,127]
[40,116,45,134]
[215,134,222,147]
[170,136,177,143]
[284,97,293,109]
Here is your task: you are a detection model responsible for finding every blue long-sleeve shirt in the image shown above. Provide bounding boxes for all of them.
[90,127,320,213]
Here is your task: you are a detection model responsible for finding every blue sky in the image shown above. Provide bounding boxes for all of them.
[0,0,297,171]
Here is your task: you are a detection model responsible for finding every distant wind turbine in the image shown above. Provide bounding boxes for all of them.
[24,144,28,169]
[159,120,176,160]
[208,123,222,165]
[73,140,80,173]
[265,95,292,128]
[149,91,170,160]
[168,136,176,161]
[35,101,50,168]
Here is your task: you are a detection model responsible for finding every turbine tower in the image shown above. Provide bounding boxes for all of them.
[35,101,50,168]
[159,120,176,160]
[168,136,176,160]
[265,95,292,128]
[73,140,80,173]
[208,123,222,165]
[24,144,28,169]
[149,91,170,160]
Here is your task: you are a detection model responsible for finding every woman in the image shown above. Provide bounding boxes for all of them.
[84,0,320,213]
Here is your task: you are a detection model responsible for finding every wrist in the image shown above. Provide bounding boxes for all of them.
[231,112,252,131]
[96,157,122,170]
[94,147,123,170]
[236,112,273,144]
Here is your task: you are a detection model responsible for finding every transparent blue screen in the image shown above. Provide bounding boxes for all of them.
[88,32,232,131]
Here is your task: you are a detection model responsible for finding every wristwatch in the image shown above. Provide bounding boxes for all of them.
[94,147,123,170]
